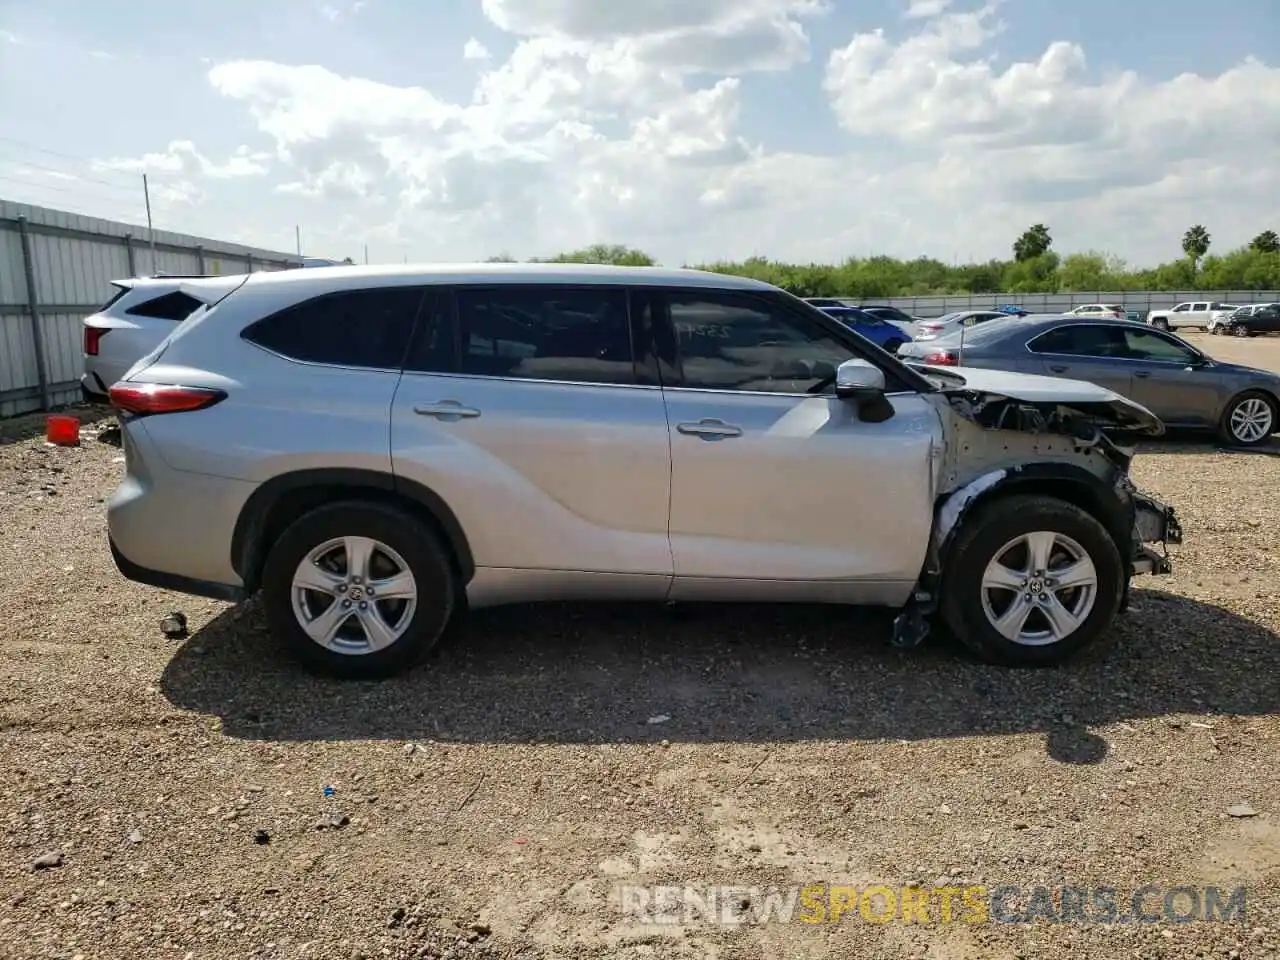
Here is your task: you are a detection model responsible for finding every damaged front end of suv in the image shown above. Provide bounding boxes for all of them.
[893,365,1182,652]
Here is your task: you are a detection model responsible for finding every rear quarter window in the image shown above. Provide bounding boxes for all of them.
[241,287,427,369]
[125,291,204,322]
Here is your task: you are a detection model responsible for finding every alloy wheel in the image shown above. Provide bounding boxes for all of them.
[290,536,418,655]
[979,531,1098,646]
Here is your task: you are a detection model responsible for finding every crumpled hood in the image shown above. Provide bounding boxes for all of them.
[914,363,1165,436]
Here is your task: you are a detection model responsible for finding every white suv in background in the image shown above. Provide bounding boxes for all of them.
[82,278,204,400]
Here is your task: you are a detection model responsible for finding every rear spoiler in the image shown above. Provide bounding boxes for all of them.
[176,273,252,307]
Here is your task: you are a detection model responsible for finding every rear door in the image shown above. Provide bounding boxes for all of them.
[1025,324,1136,397]
[390,284,673,593]
[654,288,942,601]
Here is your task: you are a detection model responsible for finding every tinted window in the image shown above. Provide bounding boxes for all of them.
[243,287,425,369]
[98,286,131,312]
[1121,328,1199,363]
[1028,324,1127,356]
[453,287,634,385]
[668,292,854,393]
[126,291,203,322]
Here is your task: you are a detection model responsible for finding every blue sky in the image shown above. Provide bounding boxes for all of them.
[1,0,1277,265]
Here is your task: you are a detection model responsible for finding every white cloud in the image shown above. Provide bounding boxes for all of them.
[67,0,1280,266]
[904,0,952,17]
[463,37,492,61]
[94,140,272,181]
[1,29,22,44]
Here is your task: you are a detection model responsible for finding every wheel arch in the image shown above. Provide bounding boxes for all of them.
[231,468,475,594]
[935,462,1133,573]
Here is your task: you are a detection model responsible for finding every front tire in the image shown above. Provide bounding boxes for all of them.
[261,500,456,678]
[1152,318,1170,331]
[940,494,1124,667]
[1219,390,1276,448]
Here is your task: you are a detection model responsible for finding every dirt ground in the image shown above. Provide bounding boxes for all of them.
[2,334,1280,959]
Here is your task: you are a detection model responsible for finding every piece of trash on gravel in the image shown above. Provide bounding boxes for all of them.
[322,785,336,798]
[646,714,671,725]
[31,851,63,870]
[159,611,188,638]
[1227,803,1260,818]
[253,829,270,845]
[127,828,144,844]
[316,812,350,830]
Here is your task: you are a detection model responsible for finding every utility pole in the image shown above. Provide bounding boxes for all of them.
[142,174,157,275]
[295,225,301,256]
[363,244,369,265]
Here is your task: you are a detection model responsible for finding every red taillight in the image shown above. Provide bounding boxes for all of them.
[920,324,943,332]
[84,326,109,356]
[924,351,958,366]
[108,383,226,417]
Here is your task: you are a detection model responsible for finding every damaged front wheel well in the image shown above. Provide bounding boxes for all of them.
[959,475,1131,561]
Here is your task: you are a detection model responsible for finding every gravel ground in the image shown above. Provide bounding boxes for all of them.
[2,351,1280,959]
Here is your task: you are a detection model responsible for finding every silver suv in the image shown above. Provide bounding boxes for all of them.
[106,264,1182,678]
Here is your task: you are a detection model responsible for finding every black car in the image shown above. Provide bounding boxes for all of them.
[1224,303,1280,337]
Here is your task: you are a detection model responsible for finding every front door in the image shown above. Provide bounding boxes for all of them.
[390,284,673,593]
[653,289,943,603]
[1121,327,1226,426]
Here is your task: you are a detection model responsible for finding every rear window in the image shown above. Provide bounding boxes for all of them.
[125,291,204,322]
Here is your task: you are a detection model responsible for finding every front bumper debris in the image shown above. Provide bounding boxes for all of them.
[1131,490,1180,576]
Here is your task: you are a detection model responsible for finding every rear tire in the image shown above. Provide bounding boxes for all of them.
[1218,390,1276,448]
[1233,324,1251,338]
[261,500,456,679]
[940,494,1124,667]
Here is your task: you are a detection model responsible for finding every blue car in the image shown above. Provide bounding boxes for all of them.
[818,306,913,353]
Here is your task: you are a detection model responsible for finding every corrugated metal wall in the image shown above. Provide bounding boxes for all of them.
[0,199,303,418]
[876,291,1280,317]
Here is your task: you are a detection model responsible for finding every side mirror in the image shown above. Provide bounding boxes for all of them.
[835,358,887,399]
[835,358,894,423]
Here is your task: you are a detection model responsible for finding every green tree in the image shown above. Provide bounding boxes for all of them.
[539,244,656,266]
[1251,230,1280,254]
[485,253,517,262]
[1181,224,1211,275]
[1013,224,1052,262]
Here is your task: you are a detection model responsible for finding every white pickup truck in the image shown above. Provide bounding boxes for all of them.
[1146,300,1239,331]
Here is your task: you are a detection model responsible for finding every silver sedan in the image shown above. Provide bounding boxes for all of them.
[912,310,1013,341]
[897,315,1280,447]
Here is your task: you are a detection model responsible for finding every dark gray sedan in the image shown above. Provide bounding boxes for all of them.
[897,315,1280,446]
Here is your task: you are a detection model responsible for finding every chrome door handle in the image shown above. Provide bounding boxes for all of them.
[1134,370,1151,378]
[1048,365,1068,373]
[676,418,743,440]
[414,400,481,420]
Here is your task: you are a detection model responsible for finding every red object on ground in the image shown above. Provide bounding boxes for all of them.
[46,414,80,446]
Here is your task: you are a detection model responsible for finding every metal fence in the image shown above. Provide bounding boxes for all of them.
[0,199,302,418]
[875,291,1280,318]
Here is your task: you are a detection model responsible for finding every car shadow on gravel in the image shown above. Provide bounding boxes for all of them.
[160,587,1279,764]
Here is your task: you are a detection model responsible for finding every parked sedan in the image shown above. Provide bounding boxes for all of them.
[913,310,1011,341]
[1068,303,1127,320]
[817,306,912,353]
[897,315,1280,447]
[1222,303,1280,337]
